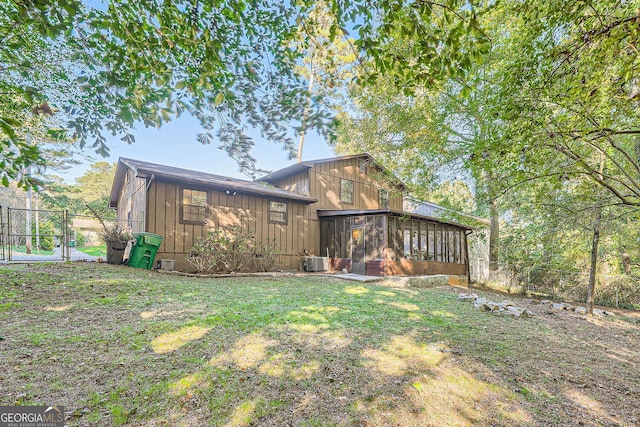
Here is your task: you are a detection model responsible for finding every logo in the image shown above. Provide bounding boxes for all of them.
[0,406,64,427]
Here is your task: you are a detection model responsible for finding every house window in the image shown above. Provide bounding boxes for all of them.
[269,201,287,224]
[181,188,207,224]
[340,179,353,204]
[379,189,389,209]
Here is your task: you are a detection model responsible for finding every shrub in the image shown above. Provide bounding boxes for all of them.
[187,230,229,273]
[594,276,640,309]
[186,228,283,273]
[102,226,133,244]
[75,231,87,248]
[224,228,255,272]
[32,221,55,251]
[254,238,282,272]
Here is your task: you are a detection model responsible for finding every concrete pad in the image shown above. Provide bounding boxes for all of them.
[331,273,470,288]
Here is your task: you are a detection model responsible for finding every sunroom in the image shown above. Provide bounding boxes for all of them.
[318,209,471,277]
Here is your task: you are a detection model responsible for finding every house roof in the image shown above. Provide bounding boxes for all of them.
[259,153,407,190]
[109,158,317,208]
[316,209,474,230]
[404,197,491,227]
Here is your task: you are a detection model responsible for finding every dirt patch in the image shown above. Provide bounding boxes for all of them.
[440,285,640,426]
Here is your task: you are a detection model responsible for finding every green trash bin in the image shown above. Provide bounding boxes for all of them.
[128,233,163,270]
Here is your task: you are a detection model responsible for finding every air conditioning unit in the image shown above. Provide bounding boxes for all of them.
[304,256,329,272]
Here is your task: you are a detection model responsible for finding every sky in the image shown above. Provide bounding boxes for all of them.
[57,114,337,183]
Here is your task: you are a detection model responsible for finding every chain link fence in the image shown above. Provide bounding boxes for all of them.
[0,207,145,263]
[67,214,144,259]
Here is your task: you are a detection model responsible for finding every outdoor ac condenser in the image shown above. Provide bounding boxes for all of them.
[304,256,329,272]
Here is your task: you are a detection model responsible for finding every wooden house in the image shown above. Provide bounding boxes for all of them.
[109,154,472,278]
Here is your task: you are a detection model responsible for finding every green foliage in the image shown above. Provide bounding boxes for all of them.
[74,231,86,248]
[187,230,230,274]
[429,180,477,215]
[187,228,281,274]
[73,162,116,202]
[2,0,333,180]
[254,238,282,272]
[225,230,255,273]
[3,0,492,184]
[494,0,640,207]
[40,162,115,218]
[333,75,448,196]
[342,0,492,88]
[334,1,640,306]
[36,221,55,251]
[102,226,132,244]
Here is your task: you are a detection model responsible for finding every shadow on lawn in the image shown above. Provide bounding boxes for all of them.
[133,285,532,427]
[6,264,639,426]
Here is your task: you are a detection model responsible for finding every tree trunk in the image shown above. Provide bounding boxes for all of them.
[25,170,32,254]
[489,198,499,271]
[35,193,40,250]
[297,62,315,163]
[622,252,632,275]
[586,208,602,316]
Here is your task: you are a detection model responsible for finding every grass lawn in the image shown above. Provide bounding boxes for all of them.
[77,244,107,257]
[0,263,638,426]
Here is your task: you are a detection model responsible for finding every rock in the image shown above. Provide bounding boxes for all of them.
[486,301,501,312]
[474,302,490,311]
[458,293,478,301]
[506,306,532,318]
[507,306,522,317]
[574,306,587,315]
[591,309,615,316]
[541,299,552,305]
[459,294,532,319]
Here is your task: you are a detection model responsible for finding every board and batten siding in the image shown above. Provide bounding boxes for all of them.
[276,171,310,195]
[116,168,146,233]
[264,157,404,260]
[275,157,404,220]
[266,159,403,215]
[145,179,313,271]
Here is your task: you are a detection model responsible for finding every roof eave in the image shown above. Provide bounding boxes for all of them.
[316,208,473,230]
[108,159,129,208]
[137,170,316,203]
[258,163,312,183]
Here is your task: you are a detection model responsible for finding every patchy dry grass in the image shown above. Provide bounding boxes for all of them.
[0,263,639,426]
